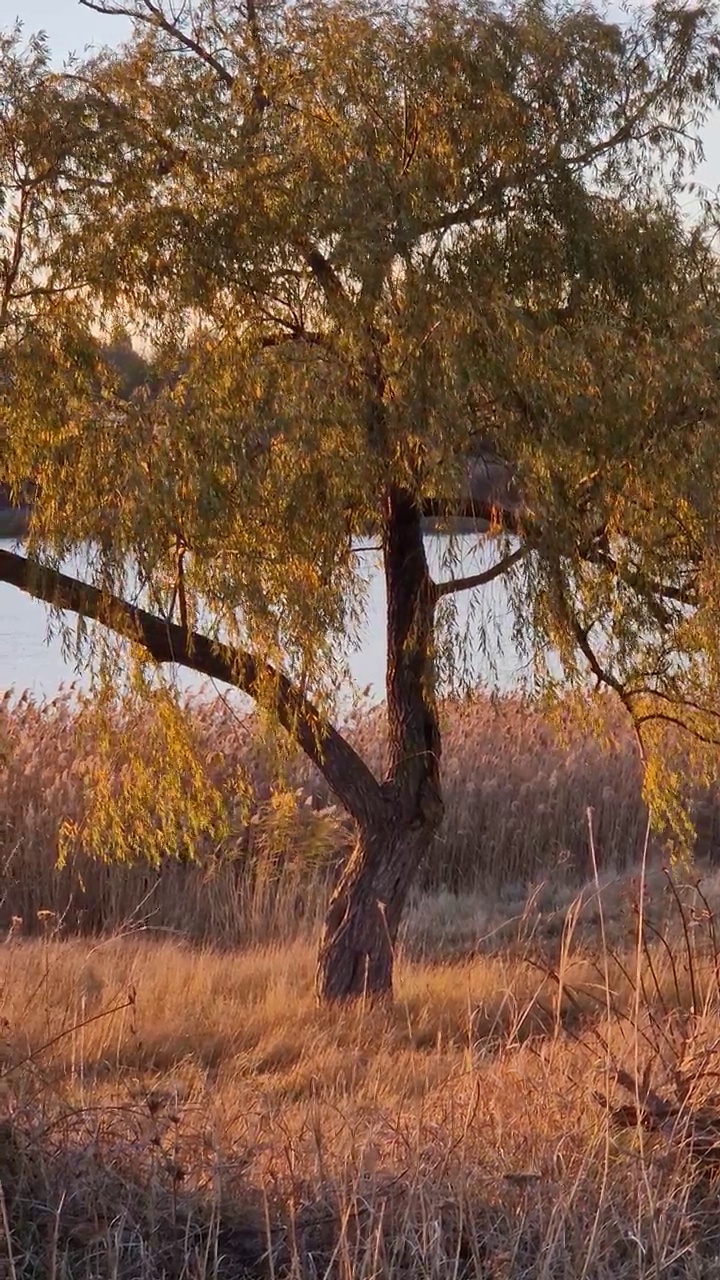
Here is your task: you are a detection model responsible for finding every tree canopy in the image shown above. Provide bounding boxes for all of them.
[2,0,720,998]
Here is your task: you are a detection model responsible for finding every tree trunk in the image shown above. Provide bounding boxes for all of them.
[315,481,444,1005]
[315,816,431,1003]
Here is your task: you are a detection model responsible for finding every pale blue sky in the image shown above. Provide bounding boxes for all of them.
[4,0,130,56]
[5,0,720,198]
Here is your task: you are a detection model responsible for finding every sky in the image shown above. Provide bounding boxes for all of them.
[5,0,720,197]
[4,0,130,57]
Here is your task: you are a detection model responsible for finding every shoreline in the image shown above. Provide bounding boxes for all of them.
[1,510,495,542]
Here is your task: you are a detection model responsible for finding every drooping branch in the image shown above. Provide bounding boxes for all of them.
[634,710,720,749]
[570,615,627,700]
[583,545,698,614]
[0,548,384,827]
[551,562,720,758]
[568,613,649,763]
[546,562,646,754]
[571,626,720,804]
[433,545,527,600]
[627,684,720,724]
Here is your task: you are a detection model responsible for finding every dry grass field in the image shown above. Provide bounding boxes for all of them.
[1,685,714,944]
[2,693,720,1276]
[4,878,720,1280]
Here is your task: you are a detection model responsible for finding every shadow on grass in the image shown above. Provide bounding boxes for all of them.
[5,1103,720,1280]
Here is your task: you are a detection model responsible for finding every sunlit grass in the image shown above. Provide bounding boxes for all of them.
[2,691,720,1274]
[3,885,720,1279]
[0,686,698,944]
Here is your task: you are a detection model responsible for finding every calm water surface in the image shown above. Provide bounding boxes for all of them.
[0,537,527,702]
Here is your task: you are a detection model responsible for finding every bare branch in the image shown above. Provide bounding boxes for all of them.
[433,545,527,600]
[79,0,236,88]
[0,547,384,827]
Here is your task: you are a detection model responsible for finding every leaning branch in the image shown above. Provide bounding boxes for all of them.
[0,548,383,828]
[433,545,527,599]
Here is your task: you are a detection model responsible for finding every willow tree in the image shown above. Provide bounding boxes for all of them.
[2,0,720,1001]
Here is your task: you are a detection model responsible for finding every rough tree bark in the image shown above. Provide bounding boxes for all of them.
[315,820,431,1002]
[315,485,444,1003]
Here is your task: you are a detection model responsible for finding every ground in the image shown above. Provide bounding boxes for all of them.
[3,870,720,1280]
[1,692,720,1275]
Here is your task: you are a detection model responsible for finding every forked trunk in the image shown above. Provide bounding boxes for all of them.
[315,817,431,1003]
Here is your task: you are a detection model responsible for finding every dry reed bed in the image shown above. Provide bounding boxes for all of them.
[1,686,710,944]
[3,871,720,1279]
[1,693,720,1274]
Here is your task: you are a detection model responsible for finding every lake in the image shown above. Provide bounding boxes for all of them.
[0,537,527,703]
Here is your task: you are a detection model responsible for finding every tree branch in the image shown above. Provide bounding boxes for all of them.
[569,613,648,762]
[409,88,671,246]
[570,616,627,699]
[0,184,29,331]
[0,548,384,827]
[635,711,720,750]
[584,546,697,611]
[628,684,720,725]
[259,328,329,350]
[79,0,236,89]
[433,545,527,599]
[294,238,347,307]
[417,198,490,239]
